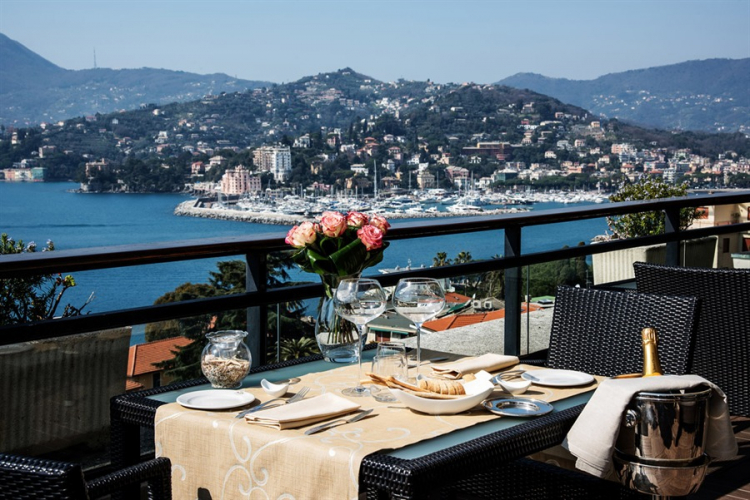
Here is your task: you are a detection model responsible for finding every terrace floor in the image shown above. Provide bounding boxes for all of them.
[693,416,750,500]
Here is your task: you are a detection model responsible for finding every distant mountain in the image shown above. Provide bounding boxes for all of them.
[0,33,272,126]
[497,59,750,133]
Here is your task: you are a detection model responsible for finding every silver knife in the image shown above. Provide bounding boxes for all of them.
[304,409,374,435]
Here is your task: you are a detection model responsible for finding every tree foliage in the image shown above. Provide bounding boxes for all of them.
[0,233,92,325]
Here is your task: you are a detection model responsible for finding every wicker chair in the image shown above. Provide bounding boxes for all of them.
[0,453,171,500]
[634,261,750,416]
[443,285,700,500]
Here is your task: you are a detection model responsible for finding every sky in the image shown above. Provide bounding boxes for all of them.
[1,0,749,85]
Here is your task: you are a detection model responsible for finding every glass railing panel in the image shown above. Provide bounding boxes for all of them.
[0,327,132,469]
[519,257,590,356]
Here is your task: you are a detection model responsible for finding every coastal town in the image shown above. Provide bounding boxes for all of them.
[2,72,749,215]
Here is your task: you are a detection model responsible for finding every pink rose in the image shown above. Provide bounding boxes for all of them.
[357,225,384,251]
[347,211,369,228]
[319,211,347,238]
[285,221,317,248]
[368,214,391,235]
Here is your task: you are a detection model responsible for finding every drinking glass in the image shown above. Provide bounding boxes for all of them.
[334,278,387,397]
[369,352,408,402]
[393,278,445,379]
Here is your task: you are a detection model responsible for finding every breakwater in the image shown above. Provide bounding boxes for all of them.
[174,200,529,225]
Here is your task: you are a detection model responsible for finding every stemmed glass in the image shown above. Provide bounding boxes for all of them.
[393,278,446,379]
[334,278,387,397]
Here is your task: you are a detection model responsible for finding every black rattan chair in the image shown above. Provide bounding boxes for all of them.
[0,453,171,500]
[543,285,699,376]
[634,261,750,416]
[442,285,700,500]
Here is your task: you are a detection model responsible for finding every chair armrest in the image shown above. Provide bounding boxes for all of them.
[87,457,171,500]
[522,359,547,367]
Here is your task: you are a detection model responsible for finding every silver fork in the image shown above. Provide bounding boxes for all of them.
[235,386,310,419]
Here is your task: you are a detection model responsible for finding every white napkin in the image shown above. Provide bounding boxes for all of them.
[431,353,519,379]
[245,393,360,430]
[563,375,737,478]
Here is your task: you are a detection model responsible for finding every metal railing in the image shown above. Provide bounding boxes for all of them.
[2,191,750,365]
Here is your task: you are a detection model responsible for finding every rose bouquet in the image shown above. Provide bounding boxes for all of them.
[285,211,390,362]
[285,211,391,295]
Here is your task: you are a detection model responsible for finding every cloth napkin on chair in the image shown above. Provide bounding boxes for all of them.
[245,393,360,430]
[431,353,519,379]
[563,375,738,478]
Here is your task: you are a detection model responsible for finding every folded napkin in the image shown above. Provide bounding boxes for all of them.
[563,375,737,478]
[431,353,519,380]
[245,392,360,430]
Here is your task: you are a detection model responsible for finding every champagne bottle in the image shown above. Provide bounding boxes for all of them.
[641,327,663,377]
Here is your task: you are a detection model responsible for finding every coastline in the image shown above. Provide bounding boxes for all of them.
[173,200,530,225]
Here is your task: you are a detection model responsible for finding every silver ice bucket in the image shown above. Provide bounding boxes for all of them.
[613,450,710,497]
[616,386,711,462]
[614,386,712,497]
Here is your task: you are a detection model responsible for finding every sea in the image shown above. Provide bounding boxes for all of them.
[0,182,609,344]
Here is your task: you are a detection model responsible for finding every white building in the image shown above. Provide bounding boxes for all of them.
[253,145,292,182]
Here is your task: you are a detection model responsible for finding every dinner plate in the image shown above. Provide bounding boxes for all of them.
[483,398,554,417]
[522,369,594,387]
[176,389,255,410]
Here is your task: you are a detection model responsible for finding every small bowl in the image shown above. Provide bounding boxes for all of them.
[260,379,289,398]
[497,378,531,395]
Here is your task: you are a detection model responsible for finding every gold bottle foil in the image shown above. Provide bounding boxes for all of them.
[641,327,663,377]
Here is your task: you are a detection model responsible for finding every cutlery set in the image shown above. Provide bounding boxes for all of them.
[234,386,374,433]
[235,386,310,419]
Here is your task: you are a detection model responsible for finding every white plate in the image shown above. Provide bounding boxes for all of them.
[176,389,255,410]
[522,369,594,387]
[389,381,495,415]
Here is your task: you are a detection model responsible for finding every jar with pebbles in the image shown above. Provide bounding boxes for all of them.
[200,330,252,389]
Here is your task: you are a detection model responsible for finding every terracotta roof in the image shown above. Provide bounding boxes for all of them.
[424,303,543,332]
[126,379,145,391]
[127,336,194,377]
[444,292,471,305]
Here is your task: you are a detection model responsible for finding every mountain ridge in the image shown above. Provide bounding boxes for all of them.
[0,33,272,126]
[497,58,750,132]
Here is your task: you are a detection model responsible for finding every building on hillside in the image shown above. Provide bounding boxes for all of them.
[221,165,261,195]
[126,336,193,391]
[85,158,111,177]
[253,145,292,182]
[461,142,511,161]
[416,170,436,189]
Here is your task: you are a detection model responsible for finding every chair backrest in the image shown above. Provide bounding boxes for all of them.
[634,262,750,416]
[0,453,89,500]
[547,286,699,378]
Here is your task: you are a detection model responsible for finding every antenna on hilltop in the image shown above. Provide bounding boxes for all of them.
[93,48,97,69]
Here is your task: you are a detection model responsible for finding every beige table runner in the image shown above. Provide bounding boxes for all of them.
[155,363,601,500]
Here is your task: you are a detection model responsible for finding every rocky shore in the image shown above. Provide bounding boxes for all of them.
[174,200,529,225]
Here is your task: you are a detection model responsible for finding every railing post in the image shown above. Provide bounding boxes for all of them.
[504,227,522,356]
[246,251,267,367]
[664,207,680,267]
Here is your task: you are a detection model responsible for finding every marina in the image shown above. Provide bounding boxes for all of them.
[177,189,608,225]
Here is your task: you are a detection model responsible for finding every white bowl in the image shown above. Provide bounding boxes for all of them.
[389,380,495,415]
[260,378,289,398]
[498,379,531,395]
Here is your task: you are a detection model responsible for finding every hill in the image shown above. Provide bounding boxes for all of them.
[0,33,272,127]
[497,59,750,133]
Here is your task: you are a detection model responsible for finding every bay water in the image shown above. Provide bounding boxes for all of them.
[0,182,608,344]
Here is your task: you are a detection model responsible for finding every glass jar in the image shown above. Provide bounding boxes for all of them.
[200,330,252,389]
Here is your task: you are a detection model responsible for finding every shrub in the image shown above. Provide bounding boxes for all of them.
[606,177,696,239]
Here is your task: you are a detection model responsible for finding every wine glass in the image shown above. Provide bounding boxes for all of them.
[334,278,387,397]
[392,278,445,379]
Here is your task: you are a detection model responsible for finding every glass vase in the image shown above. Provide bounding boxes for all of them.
[315,274,365,363]
[200,330,252,388]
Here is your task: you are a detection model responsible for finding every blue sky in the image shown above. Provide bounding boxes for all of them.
[1,0,748,84]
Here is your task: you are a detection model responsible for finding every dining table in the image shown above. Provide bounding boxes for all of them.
[110,348,600,499]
